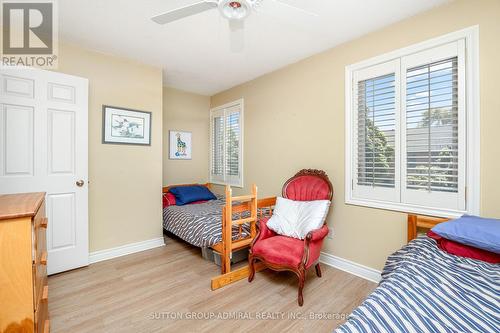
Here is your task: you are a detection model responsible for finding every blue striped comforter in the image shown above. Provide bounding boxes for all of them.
[336,236,500,333]
[162,196,254,247]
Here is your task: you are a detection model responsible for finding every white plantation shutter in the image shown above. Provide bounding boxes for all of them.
[348,37,469,215]
[210,100,243,187]
[401,41,466,211]
[352,60,400,202]
[224,106,241,185]
[211,110,225,183]
[405,58,458,192]
[357,74,396,187]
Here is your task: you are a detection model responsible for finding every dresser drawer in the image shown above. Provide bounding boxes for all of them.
[34,286,49,333]
[33,204,47,264]
[33,258,48,310]
[33,202,48,311]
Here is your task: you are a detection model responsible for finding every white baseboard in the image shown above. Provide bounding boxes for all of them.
[87,238,380,283]
[89,237,165,264]
[320,252,381,283]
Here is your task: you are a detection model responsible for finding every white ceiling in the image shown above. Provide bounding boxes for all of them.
[59,0,450,96]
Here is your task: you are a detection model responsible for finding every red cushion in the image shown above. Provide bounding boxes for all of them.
[163,193,176,208]
[283,175,331,201]
[252,236,305,268]
[427,230,500,264]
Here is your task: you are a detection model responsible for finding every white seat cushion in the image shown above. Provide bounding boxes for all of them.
[267,197,331,239]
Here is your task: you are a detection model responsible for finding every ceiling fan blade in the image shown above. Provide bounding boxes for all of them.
[151,1,218,24]
[229,19,245,53]
[255,0,320,31]
[272,0,319,18]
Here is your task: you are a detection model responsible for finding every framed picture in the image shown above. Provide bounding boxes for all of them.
[169,130,192,160]
[102,105,152,145]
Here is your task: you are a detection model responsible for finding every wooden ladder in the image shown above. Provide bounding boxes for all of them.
[211,184,266,290]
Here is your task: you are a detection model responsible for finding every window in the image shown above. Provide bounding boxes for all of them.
[346,27,479,217]
[210,99,244,187]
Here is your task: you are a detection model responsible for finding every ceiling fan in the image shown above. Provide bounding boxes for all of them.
[151,0,317,52]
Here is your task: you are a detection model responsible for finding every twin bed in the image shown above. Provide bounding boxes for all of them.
[163,184,499,332]
[336,215,500,333]
[336,235,499,332]
[163,193,251,247]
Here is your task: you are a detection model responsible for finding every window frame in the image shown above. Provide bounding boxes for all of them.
[209,98,244,188]
[345,26,480,218]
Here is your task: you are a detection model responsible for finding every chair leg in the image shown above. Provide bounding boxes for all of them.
[297,269,306,306]
[248,255,256,282]
[315,263,322,278]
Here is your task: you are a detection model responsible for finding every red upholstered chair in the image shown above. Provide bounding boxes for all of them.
[248,169,333,306]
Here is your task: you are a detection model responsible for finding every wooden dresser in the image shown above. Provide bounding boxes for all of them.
[0,193,49,333]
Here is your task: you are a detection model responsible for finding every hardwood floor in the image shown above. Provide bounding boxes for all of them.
[49,236,376,333]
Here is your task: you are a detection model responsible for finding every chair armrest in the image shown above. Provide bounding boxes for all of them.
[250,217,277,249]
[302,225,329,267]
[258,217,277,241]
[306,225,329,243]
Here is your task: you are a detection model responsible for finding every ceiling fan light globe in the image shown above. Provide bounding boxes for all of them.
[219,0,251,20]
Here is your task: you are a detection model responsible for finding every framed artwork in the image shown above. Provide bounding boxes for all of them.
[169,130,192,160]
[102,105,152,145]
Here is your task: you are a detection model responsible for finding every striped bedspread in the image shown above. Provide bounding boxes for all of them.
[336,236,500,333]
[162,197,250,247]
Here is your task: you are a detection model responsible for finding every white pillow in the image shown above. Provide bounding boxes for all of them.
[267,197,331,239]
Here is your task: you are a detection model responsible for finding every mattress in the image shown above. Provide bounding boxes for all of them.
[335,235,500,333]
[162,197,251,248]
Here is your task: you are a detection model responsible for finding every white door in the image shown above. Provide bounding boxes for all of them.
[0,66,89,275]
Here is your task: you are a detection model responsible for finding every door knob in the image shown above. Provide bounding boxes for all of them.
[76,180,85,187]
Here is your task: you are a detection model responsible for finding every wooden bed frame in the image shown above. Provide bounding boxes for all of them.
[407,214,450,242]
[162,183,276,290]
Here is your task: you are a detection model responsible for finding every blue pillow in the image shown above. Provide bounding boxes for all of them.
[169,185,216,206]
[431,215,500,254]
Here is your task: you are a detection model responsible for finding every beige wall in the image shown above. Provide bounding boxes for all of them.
[163,87,210,186]
[211,0,500,270]
[58,43,164,252]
